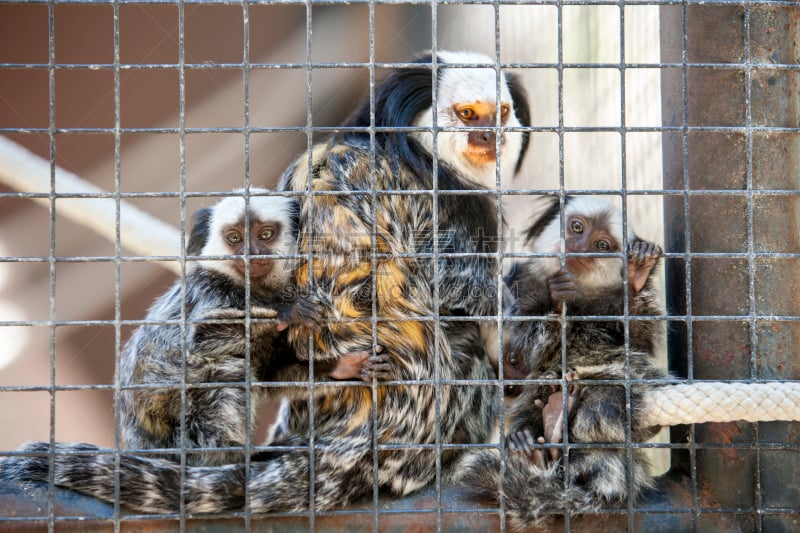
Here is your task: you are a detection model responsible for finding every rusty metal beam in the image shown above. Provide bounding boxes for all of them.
[661,3,800,531]
[0,475,710,532]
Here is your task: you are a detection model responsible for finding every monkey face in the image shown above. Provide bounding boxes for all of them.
[196,192,298,289]
[222,221,283,279]
[564,215,619,275]
[408,54,525,189]
[526,197,629,291]
[452,101,513,166]
[438,96,522,189]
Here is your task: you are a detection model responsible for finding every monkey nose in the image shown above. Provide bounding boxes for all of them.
[468,130,496,148]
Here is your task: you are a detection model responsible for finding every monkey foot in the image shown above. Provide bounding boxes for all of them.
[532,370,581,462]
[507,429,551,470]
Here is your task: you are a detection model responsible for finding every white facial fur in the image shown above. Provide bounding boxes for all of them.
[198,188,297,287]
[527,197,634,291]
[411,50,524,189]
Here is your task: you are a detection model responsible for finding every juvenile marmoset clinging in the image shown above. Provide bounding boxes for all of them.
[1,51,530,514]
[2,190,368,472]
[458,196,669,529]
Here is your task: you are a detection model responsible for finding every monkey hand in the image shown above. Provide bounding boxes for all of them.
[276,294,327,331]
[360,347,392,381]
[627,241,662,294]
[547,268,578,311]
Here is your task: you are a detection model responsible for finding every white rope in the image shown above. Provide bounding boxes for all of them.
[0,136,181,274]
[640,382,800,427]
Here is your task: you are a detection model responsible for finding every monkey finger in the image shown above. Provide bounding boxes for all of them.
[362,363,392,381]
[522,429,538,450]
[548,445,562,463]
[364,353,393,378]
[249,306,279,319]
[549,276,577,291]
[361,370,389,381]
[530,448,548,470]
[276,322,289,332]
[555,267,573,278]
[565,369,581,397]
[364,367,392,378]
[549,279,577,292]
[551,291,578,304]
[628,243,643,264]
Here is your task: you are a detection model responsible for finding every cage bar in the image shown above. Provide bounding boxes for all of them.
[0,1,798,532]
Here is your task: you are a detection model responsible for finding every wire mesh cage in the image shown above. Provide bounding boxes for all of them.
[0,1,798,532]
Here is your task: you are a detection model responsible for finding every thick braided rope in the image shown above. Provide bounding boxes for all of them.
[640,382,800,428]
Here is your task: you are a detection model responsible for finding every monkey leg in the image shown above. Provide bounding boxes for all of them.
[456,445,595,530]
[506,370,580,450]
[538,370,581,452]
[168,355,260,466]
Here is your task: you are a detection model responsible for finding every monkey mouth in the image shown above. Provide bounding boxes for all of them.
[234,259,274,278]
[464,148,497,166]
[565,256,592,272]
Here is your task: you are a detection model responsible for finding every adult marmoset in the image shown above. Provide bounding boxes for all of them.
[2,51,530,514]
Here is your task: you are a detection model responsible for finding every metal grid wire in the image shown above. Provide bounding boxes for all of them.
[0,1,799,531]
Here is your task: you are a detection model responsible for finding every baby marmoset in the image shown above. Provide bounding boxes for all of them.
[4,190,368,472]
[459,195,669,529]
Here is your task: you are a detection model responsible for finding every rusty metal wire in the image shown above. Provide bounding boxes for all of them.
[0,1,799,532]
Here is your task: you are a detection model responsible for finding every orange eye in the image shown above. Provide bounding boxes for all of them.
[457,106,476,121]
[500,104,510,117]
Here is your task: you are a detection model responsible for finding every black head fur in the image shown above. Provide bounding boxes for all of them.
[187,206,213,258]
[341,52,530,187]
[341,53,436,183]
[505,72,531,174]
[523,196,572,246]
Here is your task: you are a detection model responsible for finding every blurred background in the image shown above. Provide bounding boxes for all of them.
[0,4,664,454]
